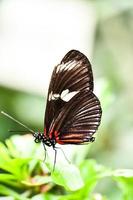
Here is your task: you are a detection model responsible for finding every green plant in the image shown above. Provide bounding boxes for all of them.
[0,135,133,200]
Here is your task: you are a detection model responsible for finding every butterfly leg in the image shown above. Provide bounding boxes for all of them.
[53,147,57,171]
[54,146,71,164]
[42,142,47,162]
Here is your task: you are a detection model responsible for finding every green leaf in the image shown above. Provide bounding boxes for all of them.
[31,194,60,200]
[0,157,30,180]
[80,160,111,187]
[0,174,15,181]
[0,185,26,200]
[91,193,108,200]
[51,162,84,191]
[0,142,11,161]
[0,174,20,188]
[62,160,111,199]
[22,175,52,186]
[5,135,36,158]
[113,169,133,200]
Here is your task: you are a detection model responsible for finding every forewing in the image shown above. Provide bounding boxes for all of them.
[53,49,94,93]
[44,50,94,133]
[50,90,102,144]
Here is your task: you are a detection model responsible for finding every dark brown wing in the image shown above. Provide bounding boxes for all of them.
[44,50,94,134]
[49,90,102,144]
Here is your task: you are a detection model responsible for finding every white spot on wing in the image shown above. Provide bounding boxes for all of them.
[48,91,60,101]
[61,89,79,102]
[56,65,60,73]
[48,89,79,102]
[52,93,60,100]
[48,91,53,101]
[61,89,69,97]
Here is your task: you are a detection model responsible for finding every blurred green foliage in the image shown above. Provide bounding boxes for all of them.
[0,86,45,141]
[0,135,133,200]
[92,0,133,170]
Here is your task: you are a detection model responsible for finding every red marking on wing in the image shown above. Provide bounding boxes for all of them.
[56,136,65,144]
[55,138,85,144]
[44,128,46,137]
[54,131,65,144]
[54,131,59,138]
[49,129,53,139]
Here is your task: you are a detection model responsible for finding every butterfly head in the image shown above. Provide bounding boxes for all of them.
[33,132,55,147]
[33,132,43,143]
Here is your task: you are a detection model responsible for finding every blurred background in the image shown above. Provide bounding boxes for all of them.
[0,0,133,198]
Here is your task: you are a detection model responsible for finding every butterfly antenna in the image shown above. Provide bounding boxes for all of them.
[8,130,32,133]
[1,111,35,134]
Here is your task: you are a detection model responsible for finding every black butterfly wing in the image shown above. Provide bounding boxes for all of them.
[44,50,94,134]
[49,90,102,144]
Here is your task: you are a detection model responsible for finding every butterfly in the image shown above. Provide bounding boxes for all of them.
[1,50,102,169]
[33,50,102,148]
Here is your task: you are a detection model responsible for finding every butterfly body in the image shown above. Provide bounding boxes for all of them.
[33,50,102,148]
[33,132,56,147]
